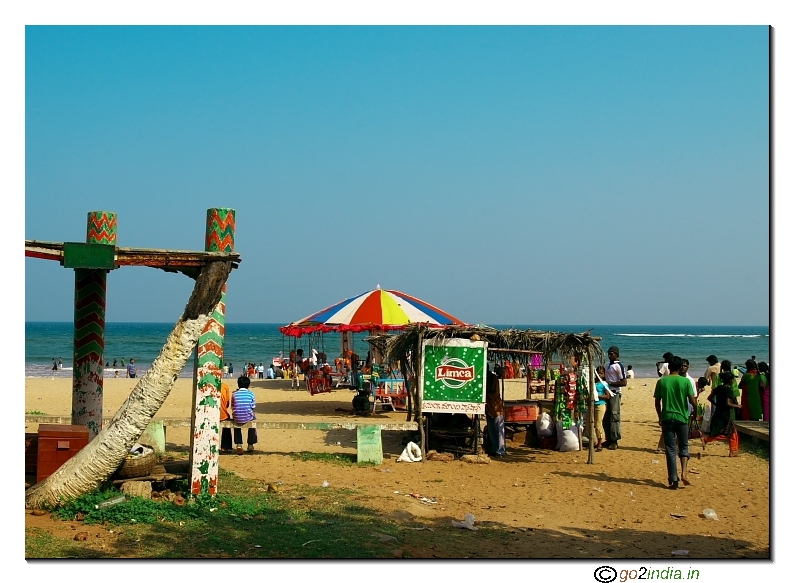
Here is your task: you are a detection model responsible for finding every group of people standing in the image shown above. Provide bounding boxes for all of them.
[653,351,769,489]
[702,354,769,423]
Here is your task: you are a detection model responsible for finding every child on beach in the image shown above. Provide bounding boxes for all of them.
[230,375,258,454]
[589,366,609,451]
[219,381,233,453]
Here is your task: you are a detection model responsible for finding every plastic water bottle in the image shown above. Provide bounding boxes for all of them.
[95,495,126,510]
[702,508,718,521]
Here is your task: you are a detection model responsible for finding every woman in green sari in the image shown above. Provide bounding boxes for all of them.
[739,359,765,421]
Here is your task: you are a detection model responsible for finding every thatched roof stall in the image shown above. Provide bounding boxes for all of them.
[366,324,605,463]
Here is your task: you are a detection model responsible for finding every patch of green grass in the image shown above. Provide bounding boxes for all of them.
[33,469,409,558]
[25,527,107,558]
[740,439,769,460]
[289,452,358,465]
[28,467,580,558]
[26,410,47,415]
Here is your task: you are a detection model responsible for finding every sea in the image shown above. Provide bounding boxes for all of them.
[25,322,769,380]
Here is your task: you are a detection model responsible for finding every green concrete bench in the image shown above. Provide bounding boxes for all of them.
[219,420,418,464]
[25,415,418,464]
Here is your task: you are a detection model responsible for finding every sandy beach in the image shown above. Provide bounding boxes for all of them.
[25,375,769,558]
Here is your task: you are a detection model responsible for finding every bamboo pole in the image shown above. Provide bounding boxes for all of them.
[416,329,426,457]
[587,350,596,464]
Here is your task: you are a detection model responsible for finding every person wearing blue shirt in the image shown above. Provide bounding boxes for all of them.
[590,365,609,451]
[230,375,258,454]
[266,364,276,379]
[126,359,137,379]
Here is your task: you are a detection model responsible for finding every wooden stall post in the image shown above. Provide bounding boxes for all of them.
[587,352,596,464]
[416,329,426,457]
[544,358,550,399]
[189,208,235,496]
[72,211,117,439]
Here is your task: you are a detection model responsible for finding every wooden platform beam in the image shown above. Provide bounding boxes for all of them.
[733,421,770,443]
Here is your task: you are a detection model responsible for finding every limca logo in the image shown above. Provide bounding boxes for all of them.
[435,357,476,389]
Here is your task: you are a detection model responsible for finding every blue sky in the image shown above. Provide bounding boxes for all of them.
[24,25,769,326]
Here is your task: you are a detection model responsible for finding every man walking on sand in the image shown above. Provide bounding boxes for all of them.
[654,356,698,489]
[602,346,627,450]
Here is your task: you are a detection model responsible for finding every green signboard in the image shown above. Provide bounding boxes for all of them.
[420,338,487,414]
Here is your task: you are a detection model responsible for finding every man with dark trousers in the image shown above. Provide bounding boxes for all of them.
[654,356,698,489]
[602,346,627,450]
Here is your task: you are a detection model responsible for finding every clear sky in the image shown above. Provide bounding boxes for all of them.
[23,25,769,326]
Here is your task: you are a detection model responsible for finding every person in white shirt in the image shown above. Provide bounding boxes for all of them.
[603,346,627,449]
[656,352,674,377]
[626,365,635,379]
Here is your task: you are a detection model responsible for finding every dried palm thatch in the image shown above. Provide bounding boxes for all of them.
[366,324,603,409]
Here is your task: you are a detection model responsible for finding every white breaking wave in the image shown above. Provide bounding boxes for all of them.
[615,333,765,338]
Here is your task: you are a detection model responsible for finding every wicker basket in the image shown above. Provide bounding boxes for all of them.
[116,446,156,479]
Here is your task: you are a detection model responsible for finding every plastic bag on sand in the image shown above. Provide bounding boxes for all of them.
[702,508,718,521]
[452,514,478,531]
[700,406,712,434]
[397,441,422,462]
[555,421,580,452]
[536,413,553,437]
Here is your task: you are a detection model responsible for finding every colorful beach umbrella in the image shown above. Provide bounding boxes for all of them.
[279,286,467,337]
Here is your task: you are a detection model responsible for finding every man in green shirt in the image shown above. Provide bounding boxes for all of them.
[654,356,698,489]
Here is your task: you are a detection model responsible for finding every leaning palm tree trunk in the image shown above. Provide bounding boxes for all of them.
[25,261,232,509]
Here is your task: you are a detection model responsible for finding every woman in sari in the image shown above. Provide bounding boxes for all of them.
[758,361,770,422]
[739,359,765,421]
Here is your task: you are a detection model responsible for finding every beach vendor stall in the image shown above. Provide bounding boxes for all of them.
[377,325,604,461]
[279,286,467,412]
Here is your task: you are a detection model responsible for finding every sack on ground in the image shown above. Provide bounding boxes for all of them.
[555,420,580,452]
[536,412,553,437]
[397,441,423,462]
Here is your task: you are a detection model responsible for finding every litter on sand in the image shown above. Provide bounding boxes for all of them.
[452,514,478,531]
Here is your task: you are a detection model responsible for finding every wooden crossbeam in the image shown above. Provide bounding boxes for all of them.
[25,240,241,278]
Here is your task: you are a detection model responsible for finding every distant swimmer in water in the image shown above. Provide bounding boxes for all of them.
[52,358,58,371]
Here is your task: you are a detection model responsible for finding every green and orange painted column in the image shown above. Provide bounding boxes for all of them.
[72,211,117,439]
[189,208,235,495]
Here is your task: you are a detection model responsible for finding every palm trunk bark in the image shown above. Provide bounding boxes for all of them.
[25,261,233,509]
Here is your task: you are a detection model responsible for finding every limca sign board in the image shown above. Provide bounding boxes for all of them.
[420,338,487,414]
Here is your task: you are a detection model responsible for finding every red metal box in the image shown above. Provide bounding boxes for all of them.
[36,424,90,483]
[504,402,539,423]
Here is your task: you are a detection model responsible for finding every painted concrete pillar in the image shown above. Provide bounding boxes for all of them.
[189,208,235,495]
[72,211,117,439]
